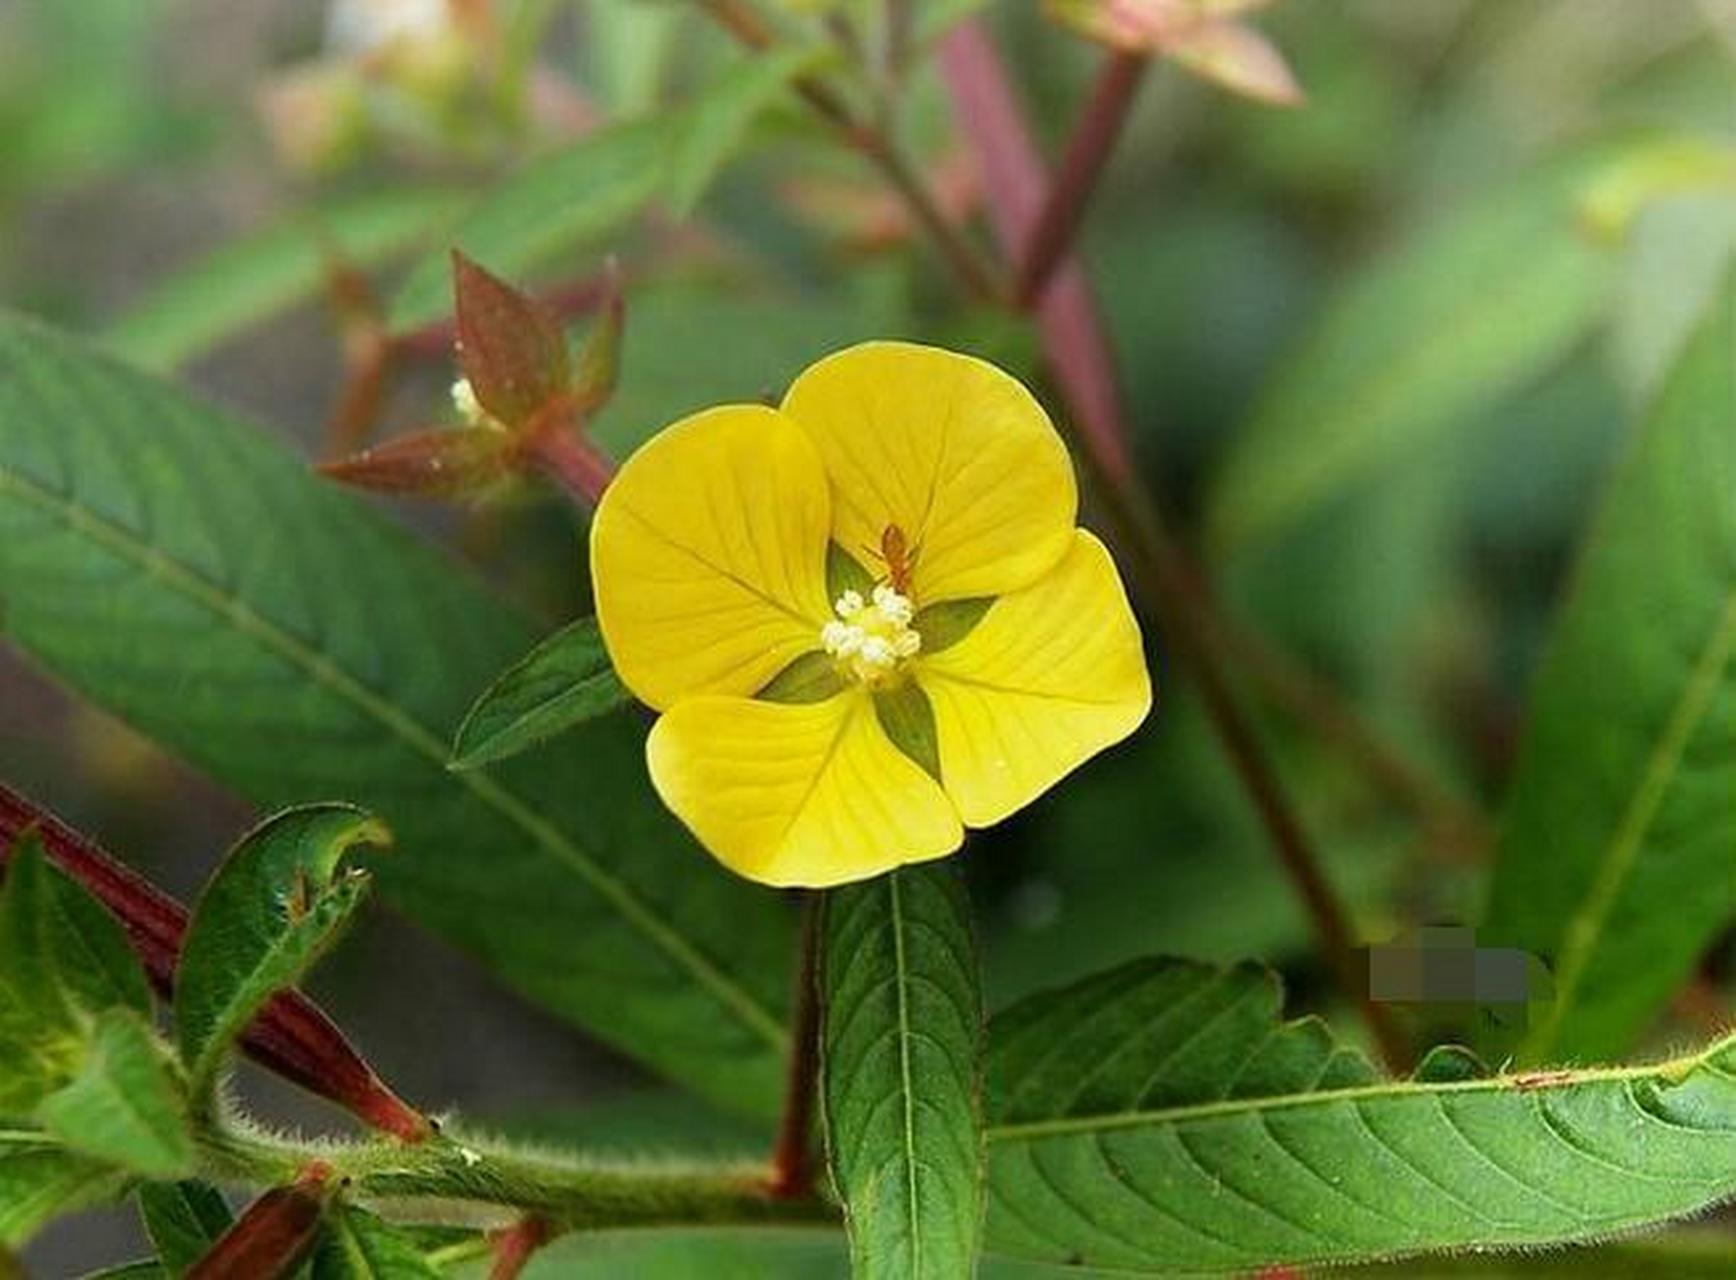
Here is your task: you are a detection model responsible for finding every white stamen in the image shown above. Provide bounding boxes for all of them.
[820,584,921,686]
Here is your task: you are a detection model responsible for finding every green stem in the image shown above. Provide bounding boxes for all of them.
[197,1123,838,1234]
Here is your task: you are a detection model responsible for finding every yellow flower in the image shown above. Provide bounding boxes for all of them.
[591,342,1152,888]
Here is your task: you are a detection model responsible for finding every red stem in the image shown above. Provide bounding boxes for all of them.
[936,25,1135,487]
[487,1215,551,1280]
[767,891,822,1199]
[1016,51,1148,307]
[527,428,615,508]
[186,1168,329,1280]
[939,22,1409,1072]
[0,782,431,1141]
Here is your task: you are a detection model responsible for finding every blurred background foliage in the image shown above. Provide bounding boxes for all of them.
[1,0,1732,1272]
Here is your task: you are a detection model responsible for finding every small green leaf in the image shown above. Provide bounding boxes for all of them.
[390,119,669,333]
[757,651,848,705]
[0,834,152,1114]
[138,1180,233,1277]
[0,1131,128,1247]
[872,683,942,784]
[37,1008,194,1180]
[826,543,877,602]
[822,864,985,1279]
[311,1204,441,1279]
[174,805,390,1103]
[983,957,1736,1273]
[913,598,993,655]
[104,188,461,371]
[449,618,632,771]
[667,47,828,217]
[1483,275,1736,1064]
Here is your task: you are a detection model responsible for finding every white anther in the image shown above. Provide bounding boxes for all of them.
[820,581,921,686]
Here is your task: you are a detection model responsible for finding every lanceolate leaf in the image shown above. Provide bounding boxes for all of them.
[104,188,461,372]
[36,1008,194,1179]
[1208,140,1645,556]
[1481,280,1736,1064]
[390,119,669,332]
[822,865,984,1279]
[448,617,632,772]
[0,1131,129,1247]
[0,312,793,1116]
[175,805,389,1102]
[981,958,1736,1274]
[310,1204,441,1279]
[666,46,827,217]
[139,1180,234,1277]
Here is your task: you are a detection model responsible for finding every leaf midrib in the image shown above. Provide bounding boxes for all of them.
[983,1037,1733,1144]
[890,872,922,1277]
[0,462,787,1054]
[1522,588,1736,1060]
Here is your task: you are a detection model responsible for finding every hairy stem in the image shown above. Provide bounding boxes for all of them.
[198,1123,837,1234]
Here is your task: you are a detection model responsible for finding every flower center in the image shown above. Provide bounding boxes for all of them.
[821,585,921,687]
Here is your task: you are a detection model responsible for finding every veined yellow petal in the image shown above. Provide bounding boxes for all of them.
[590,404,833,710]
[918,530,1152,827]
[781,341,1076,603]
[646,692,963,888]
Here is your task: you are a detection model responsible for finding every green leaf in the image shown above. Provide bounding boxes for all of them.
[390,119,669,332]
[0,311,792,1117]
[174,805,388,1101]
[982,958,1736,1273]
[138,1180,233,1277]
[666,47,826,217]
[449,617,632,771]
[1481,277,1736,1064]
[0,835,152,1115]
[311,1204,441,1279]
[0,832,150,1029]
[1208,139,1650,556]
[104,188,461,371]
[0,1130,128,1247]
[37,1009,194,1180]
[822,865,984,1279]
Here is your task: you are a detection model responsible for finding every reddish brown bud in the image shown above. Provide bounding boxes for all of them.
[0,783,431,1143]
[452,250,570,428]
[319,426,521,499]
[185,1172,329,1280]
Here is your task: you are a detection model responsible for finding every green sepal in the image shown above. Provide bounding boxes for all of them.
[873,681,942,783]
[757,651,848,705]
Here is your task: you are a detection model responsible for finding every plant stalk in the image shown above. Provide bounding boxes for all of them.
[1015,50,1149,306]
[936,21,1411,1072]
[768,890,823,1199]
[696,0,1003,304]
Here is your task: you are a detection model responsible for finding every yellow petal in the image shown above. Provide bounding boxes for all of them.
[918,530,1152,827]
[646,692,963,888]
[590,404,833,710]
[780,341,1077,603]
